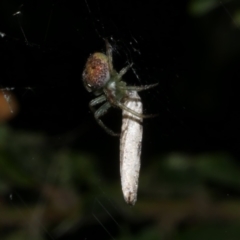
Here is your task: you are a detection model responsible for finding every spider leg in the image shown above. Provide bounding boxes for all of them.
[115,100,156,119]
[89,95,106,121]
[105,39,113,73]
[124,83,158,92]
[105,39,133,79]
[89,94,106,107]
[118,63,133,79]
[93,102,120,136]
[89,95,119,136]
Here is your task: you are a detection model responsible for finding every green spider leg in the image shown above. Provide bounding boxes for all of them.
[89,94,120,136]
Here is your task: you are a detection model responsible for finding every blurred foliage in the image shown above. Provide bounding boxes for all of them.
[188,0,220,16]
[1,124,240,239]
[188,0,240,20]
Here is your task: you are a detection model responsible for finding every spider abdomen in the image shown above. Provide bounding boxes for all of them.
[82,52,110,93]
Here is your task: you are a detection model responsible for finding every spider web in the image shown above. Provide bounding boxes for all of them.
[1,0,240,239]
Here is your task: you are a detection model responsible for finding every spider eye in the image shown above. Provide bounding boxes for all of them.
[82,52,110,92]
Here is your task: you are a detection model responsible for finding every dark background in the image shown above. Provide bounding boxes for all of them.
[1,0,240,239]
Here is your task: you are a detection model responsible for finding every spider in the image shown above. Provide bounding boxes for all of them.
[82,40,157,136]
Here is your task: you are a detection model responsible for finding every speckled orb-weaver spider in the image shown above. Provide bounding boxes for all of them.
[82,40,157,136]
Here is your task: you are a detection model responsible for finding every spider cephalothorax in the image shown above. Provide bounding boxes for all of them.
[82,40,157,136]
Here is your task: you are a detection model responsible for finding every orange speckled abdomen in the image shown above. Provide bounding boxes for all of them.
[82,52,110,92]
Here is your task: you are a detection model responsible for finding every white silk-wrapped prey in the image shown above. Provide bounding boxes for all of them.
[120,91,143,205]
